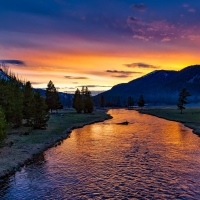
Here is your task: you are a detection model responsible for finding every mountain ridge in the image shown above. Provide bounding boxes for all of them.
[95,65,200,105]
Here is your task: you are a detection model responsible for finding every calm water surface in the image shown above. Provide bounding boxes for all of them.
[1,109,200,199]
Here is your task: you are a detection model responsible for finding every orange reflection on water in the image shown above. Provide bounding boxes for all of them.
[2,109,200,199]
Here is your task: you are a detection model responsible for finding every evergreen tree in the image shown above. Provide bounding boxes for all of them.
[0,67,51,130]
[23,81,34,126]
[177,88,191,114]
[45,80,61,112]
[116,96,121,107]
[0,79,13,122]
[0,78,23,127]
[81,86,85,96]
[84,87,94,113]
[127,96,134,107]
[72,88,82,113]
[12,81,23,127]
[100,95,105,108]
[32,91,49,129]
[138,95,145,108]
[0,106,7,143]
[72,87,94,113]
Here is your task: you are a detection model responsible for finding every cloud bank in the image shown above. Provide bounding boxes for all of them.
[64,76,89,79]
[124,63,159,69]
[0,60,25,66]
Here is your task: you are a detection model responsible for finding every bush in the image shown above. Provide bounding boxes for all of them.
[0,107,7,142]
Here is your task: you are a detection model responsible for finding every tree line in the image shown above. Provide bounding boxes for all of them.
[0,65,192,143]
[99,94,145,108]
[0,67,63,143]
[99,88,191,113]
[72,87,94,113]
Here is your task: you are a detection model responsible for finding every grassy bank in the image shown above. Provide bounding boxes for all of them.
[0,109,112,179]
[139,108,200,135]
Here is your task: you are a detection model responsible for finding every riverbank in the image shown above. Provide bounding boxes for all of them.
[0,109,112,179]
[139,107,200,135]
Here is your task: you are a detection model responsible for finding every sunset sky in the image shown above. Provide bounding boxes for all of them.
[0,0,200,94]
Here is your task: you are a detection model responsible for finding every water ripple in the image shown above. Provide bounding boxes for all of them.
[1,109,200,199]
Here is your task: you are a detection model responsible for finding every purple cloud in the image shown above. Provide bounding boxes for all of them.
[127,16,138,23]
[188,8,195,13]
[64,76,89,79]
[0,59,25,66]
[106,69,142,78]
[124,63,160,69]
[106,70,141,74]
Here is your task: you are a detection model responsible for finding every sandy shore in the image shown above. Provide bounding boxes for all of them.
[0,109,112,180]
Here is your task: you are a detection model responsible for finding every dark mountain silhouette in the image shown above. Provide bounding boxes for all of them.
[0,68,11,81]
[35,88,73,107]
[94,65,200,105]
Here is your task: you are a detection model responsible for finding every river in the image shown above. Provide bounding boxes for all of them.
[1,109,200,199]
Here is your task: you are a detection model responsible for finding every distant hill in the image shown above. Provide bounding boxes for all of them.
[94,65,200,105]
[34,88,73,107]
[0,68,10,81]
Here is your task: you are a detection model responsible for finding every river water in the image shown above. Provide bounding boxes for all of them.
[1,109,200,199]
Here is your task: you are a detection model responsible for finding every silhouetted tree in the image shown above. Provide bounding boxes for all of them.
[0,67,50,130]
[138,95,145,108]
[73,88,82,113]
[116,96,121,107]
[32,91,49,129]
[0,68,23,127]
[73,87,94,113]
[23,81,34,126]
[0,106,7,143]
[127,96,134,107]
[100,95,105,108]
[45,80,61,112]
[83,87,94,113]
[177,88,191,114]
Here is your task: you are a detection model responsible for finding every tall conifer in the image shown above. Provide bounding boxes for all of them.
[177,88,191,114]
[23,81,34,126]
[32,91,49,129]
[138,95,145,109]
[45,80,61,112]
[73,88,82,113]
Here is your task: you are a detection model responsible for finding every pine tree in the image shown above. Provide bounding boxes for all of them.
[72,87,94,113]
[100,95,105,108]
[23,81,34,126]
[84,87,94,113]
[0,106,7,143]
[45,80,61,112]
[32,91,50,129]
[12,82,23,127]
[128,96,134,107]
[0,79,23,127]
[177,88,191,114]
[72,88,82,113]
[138,95,145,109]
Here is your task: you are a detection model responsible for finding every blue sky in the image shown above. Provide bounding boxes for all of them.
[0,0,200,93]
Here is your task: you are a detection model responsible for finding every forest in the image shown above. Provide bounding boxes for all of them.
[0,67,60,143]
[0,67,94,143]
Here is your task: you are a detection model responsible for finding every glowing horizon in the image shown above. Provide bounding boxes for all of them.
[1,0,200,94]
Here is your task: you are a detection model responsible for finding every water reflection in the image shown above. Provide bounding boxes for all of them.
[1,109,200,199]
